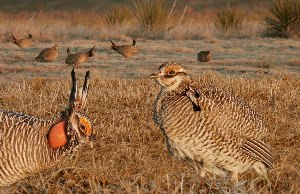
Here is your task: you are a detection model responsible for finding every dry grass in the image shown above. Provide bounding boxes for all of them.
[213,8,243,33]
[0,71,299,193]
[0,9,265,42]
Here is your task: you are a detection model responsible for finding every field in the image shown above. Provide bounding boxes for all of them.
[0,37,299,193]
[0,1,300,193]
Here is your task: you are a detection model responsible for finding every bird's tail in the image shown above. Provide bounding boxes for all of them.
[9,33,17,43]
[110,39,117,49]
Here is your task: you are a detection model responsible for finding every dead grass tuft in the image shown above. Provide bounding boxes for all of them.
[103,6,133,29]
[264,0,300,38]
[213,8,243,33]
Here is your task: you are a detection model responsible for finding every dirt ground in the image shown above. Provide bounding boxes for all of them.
[0,38,299,83]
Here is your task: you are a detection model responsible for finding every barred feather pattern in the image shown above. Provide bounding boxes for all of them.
[65,46,95,67]
[65,53,90,65]
[110,39,138,58]
[0,110,80,187]
[35,45,58,62]
[10,34,33,48]
[153,77,273,177]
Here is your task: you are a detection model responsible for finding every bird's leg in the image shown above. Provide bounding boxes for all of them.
[192,160,207,192]
[253,162,270,182]
[231,172,239,183]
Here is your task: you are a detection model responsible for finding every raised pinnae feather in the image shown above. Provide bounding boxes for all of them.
[69,68,78,112]
[81,70,90,108]
[69,69,90,111]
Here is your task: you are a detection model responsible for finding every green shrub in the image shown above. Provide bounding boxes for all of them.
[264,0,300,38]
[213,8,243,32]
[103,6,132,27]
[133,0,171,31]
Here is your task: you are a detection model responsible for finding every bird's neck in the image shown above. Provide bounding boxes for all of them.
[162,77,191,95]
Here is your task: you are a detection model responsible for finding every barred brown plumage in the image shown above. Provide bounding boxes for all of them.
[0,69,94,187]
[35,44,59,62]
[110,39,138,58]
[9,33,33,48]
[150,62,273,182]
[65,45,96,68]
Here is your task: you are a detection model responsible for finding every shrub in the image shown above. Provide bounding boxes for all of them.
[264,0,300,38]
[133,0,171,31]
[103,6,133,28]
[213,8,243,32]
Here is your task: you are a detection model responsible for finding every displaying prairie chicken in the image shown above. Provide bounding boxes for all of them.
[110,39,138,58]
[10,33,33,48]
[150,62,273,182]
[197,50,212,62]
[0,69,94,187]
[35,44,59,62]
[65,45,95,68]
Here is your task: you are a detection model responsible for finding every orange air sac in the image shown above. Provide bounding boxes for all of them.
[48,121,67,149]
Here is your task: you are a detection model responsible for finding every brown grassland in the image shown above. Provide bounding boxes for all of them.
[0,70,299,193]
[0,1,300,193]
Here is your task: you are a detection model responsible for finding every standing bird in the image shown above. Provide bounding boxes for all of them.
[197,51,212,62]
[10,33,33,48]
[150,62,273,182]
[65,45,96,68]
[110,39,138,58]
[0,69,94,187]
[35,44,59,62]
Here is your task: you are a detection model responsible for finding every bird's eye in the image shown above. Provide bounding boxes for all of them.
[80,123,86,131]
[79,117,92,136]
[168,70,176,75]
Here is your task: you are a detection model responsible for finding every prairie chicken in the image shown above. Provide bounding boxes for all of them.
[197,51,212,62]
[65,45,96,68]
[0,69,94,187]
[150,62,273,182]
[10,33,33,48]
[110,39,138,58]
[35,44,59,62]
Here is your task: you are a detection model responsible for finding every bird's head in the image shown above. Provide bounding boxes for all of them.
[47,69,94,152]
[150,62,188,91]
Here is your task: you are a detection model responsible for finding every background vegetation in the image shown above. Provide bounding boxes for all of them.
[264,0,300,38]
[0,0,299,41]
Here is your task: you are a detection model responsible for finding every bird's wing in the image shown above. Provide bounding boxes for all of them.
[39,48,49,56]
[186,81,268,140]
[241,138,273,168]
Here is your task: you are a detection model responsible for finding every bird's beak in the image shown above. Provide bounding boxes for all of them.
[150,72,160,79]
